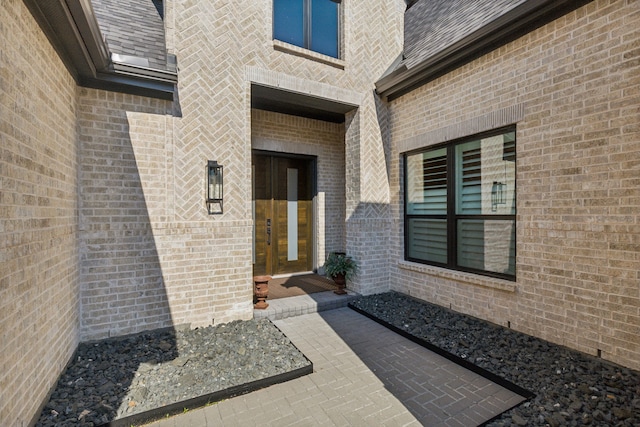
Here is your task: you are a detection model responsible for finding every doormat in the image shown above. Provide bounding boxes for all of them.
[267,274,337,300]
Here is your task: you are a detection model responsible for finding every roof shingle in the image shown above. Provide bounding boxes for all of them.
[92,0,168,71]
[402,0,528,70]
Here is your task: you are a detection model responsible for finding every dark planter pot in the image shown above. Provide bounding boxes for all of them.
[332,273,347,295]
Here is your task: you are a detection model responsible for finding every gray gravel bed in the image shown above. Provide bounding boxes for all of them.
[350,292,640,427]
[35,319,310,426]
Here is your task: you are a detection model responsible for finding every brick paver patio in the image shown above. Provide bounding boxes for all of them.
[144,307,525,426]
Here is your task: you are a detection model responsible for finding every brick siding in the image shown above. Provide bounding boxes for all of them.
[75,0,406,339]
[388,0,640,370]
[77,89,255,340]
[0,1,80,425]
[5,0,637,425]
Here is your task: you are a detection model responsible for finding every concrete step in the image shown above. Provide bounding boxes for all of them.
[253,290,358,321]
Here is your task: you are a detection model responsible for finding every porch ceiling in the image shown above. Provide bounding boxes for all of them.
[251,84,356,123]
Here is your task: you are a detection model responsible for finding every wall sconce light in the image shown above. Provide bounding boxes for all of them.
[491,181,506,211]
[206,160,223,214]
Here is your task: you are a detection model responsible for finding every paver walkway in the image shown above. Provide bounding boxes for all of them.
[145,308,525,426]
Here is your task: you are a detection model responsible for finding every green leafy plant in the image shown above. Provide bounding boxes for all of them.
[324,252,359,282]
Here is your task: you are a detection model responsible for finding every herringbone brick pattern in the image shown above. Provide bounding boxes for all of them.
[72,0,405,342]
[167,0,405,300]
[172,0,404,220]
[174,1,255,222]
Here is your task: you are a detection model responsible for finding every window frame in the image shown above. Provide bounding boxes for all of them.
[404,126,517,281]
[273,0,341,59]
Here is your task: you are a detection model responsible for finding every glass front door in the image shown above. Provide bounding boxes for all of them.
[252,153,314,276]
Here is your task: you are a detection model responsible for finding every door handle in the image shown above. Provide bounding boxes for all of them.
[266,218,271,245]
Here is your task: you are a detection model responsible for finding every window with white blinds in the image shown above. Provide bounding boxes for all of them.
[405,128,516,280]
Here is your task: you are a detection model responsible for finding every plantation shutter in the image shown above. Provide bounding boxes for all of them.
[406,149,447,264]
[404,128,516,279]
[456,141,484,269]
[408,219,447,264]
[458,142,482,214]
[422,153,447,213]
[407,150,447,215]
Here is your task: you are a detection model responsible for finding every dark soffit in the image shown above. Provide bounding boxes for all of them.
[251,84,357,124]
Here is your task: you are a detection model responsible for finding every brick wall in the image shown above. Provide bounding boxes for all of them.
[77,89,255,340]
[77,90,173,340]
[162,0,404,295]
[76,0,405,339]
[0,1,80,425]
[388,0,640,370]
[2,0,405,423]
[346,98,394,295]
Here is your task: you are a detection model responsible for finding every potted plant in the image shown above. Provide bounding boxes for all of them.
[324,252,358,295]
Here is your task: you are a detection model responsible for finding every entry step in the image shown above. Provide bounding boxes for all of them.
[253,291,358,321]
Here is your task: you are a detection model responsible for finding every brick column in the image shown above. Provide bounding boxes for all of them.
[345,95,392,295]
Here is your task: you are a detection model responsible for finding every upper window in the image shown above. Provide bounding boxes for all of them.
[405,128,516,280]
[273,0,340,58]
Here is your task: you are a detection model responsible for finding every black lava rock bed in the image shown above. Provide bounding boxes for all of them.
[350,292,640,427]
[35,319,311,427]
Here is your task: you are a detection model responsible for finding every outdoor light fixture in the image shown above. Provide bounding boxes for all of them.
[491,181,506,211]
[206,160,223,214]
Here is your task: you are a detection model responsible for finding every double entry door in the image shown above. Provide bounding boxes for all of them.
[252,152,314,276]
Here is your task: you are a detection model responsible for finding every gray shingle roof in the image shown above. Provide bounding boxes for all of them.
[376,0,592,99]
[402,0,528,70]
[92,0,168,71]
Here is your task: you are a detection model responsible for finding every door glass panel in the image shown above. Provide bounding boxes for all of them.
[287,168,298,261]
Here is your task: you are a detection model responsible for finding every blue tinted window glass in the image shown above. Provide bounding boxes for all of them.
[274,0,304,48]
[310,0,338,58]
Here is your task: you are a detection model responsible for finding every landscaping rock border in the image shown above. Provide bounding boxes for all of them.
[350,292,640,426]
[35,319,311,427]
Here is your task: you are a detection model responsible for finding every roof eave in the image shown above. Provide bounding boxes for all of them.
[81,72,175,101]
[376,0,594,101]
[68,0,111,70]
[112,61,178,85]
[23,0,176,101]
